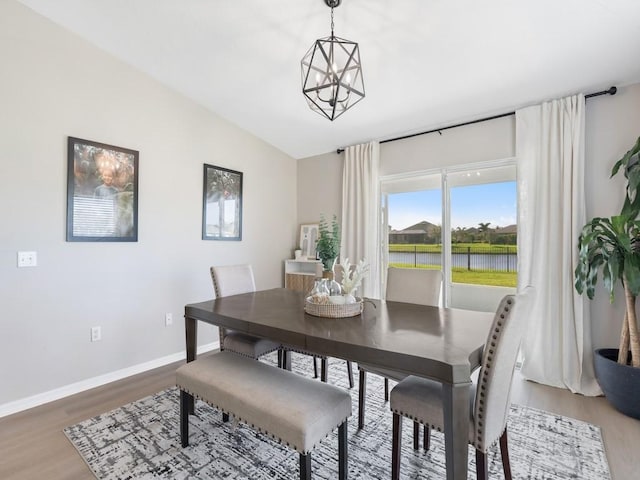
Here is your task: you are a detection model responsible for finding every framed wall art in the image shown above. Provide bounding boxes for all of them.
[202,164,243,241]
[299,224,319,260]
[66,136,139,242]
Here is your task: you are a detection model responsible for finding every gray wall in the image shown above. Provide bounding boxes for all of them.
[297,114,515,223]
[584,85,640,349]
[0,1,297,408]
[297,84,640,349]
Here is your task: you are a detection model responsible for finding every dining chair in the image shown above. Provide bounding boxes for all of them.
[210,265,282,361]
[357,267,442,433]
[211,264,353,388]
[389,286,534,480]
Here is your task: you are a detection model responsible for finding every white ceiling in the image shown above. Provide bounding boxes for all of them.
[17,0,640,159]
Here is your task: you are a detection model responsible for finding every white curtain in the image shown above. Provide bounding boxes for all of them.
[516,94,601,396]
[341,141,381,299]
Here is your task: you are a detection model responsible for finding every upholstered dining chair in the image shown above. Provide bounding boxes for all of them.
[389,286,535,480]
[357,267,443,432]
[210,265,282,361]
[211,264,353,388]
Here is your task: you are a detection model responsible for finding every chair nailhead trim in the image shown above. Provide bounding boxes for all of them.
[391,294,517,452]
[472,295,514,450]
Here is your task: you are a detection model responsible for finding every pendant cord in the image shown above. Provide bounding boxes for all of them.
[330,6,335,37]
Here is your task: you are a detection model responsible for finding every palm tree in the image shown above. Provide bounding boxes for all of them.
[477,222,491,243]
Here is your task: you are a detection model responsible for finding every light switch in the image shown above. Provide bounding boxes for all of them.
[17,251,37,267]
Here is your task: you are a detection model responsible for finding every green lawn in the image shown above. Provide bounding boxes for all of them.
[451,268,516,287]
[388,243,518,287]
[388,263,517,288]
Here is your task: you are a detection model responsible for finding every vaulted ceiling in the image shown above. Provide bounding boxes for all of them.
[18,0,640,159]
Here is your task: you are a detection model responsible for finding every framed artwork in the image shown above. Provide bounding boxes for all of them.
[66,136,139,242]
[299,224,319,260]
[202,164,243,241]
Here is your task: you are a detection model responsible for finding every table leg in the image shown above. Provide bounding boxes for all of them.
[185,316,198,362]
[184,315,198,414]
[443,381,470,480]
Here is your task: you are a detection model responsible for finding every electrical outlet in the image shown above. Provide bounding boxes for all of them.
[91,326,101,342]
[17,251,37,267]
[165,313,173,326]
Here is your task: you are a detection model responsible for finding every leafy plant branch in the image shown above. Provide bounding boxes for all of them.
[316,214,341,271]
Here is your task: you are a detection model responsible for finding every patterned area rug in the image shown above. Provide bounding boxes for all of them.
[64,352,610,479]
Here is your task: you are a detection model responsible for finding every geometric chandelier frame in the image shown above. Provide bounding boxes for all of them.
[301,0,365,121]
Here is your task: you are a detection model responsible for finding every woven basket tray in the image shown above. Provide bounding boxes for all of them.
[304,297,363,318]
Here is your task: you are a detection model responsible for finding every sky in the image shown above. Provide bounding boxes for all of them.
[387,181,517,231]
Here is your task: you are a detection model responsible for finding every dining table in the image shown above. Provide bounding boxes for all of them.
[183,288,494,480]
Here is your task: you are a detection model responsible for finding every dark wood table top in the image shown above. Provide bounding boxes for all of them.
[185,288,494,384]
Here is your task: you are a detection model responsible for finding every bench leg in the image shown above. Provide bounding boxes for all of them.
[222,412,229,422]
[299,453,311,480]
[346,361,354,388]
[180,390,191,447]
[338,421,348,480]
[313,357,318,378]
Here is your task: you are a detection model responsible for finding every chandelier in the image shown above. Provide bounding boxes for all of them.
[301,0,365,121]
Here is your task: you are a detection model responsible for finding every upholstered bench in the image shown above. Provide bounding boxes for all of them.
[176,351,352,480]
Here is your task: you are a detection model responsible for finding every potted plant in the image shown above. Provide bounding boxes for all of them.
[575,136,640,419]
[316,214,341,273]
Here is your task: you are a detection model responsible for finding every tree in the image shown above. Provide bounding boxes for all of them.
[477,222,491,243]
[451,226,463,243]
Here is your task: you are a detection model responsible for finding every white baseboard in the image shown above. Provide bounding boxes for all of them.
[0,342,219,418]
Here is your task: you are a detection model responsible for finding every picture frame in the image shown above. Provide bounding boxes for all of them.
[202,164,243,241]
[299,224,319,260]
[66,136,139,242]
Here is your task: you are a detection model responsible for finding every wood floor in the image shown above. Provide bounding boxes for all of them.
[0,363,638,479]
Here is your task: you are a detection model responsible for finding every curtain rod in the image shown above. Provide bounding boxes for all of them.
[336,86,617,154]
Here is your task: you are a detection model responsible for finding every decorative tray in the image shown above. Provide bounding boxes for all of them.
[304,297,363,318]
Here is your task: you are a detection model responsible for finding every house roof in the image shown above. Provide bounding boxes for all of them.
[17,0,640,159]
[494,225,517,234]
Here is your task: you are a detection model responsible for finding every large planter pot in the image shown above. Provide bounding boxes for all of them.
[594,348,640,420]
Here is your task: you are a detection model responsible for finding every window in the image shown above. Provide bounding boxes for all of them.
[446,166,517,288]
[381,161,517,309]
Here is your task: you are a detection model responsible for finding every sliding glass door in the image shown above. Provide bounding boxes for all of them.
[381,161,517,311]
